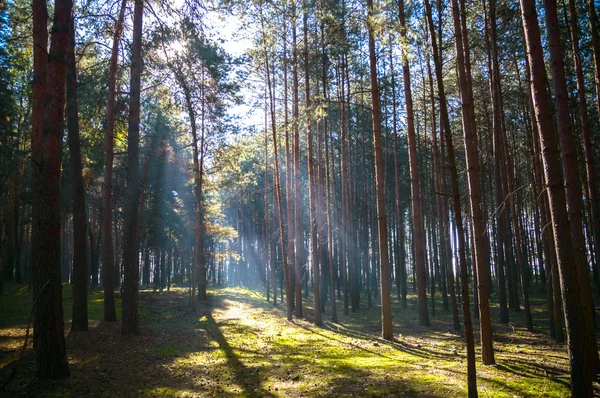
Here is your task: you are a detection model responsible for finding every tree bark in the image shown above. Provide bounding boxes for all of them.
[519,0,593,392]
[102,0,126,323]
[31,0,71,378]
[122,0,143,336]
[398,0,429,327]
[449,0,495,365]
[542,0,598,381]
[66,10,88,332]
[303,5,322,326]
[261,5,292,321]
[424,0,460,332]
[569,0,600,293]
[292,4,303,318]
[366,0,393,341]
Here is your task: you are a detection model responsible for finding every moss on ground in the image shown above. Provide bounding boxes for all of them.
[0,281,588,397]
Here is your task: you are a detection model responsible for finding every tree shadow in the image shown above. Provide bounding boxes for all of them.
[201,310,276,398]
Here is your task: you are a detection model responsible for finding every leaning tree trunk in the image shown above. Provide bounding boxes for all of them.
[423,0,479,392]
[31,0,71,378]
[449,0,495,366]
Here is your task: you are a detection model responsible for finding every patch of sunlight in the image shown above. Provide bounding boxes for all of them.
[145,386,188,396]
[16,285,30,296]
[178,350,228,366]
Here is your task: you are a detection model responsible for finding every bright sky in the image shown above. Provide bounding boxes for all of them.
[203,9,264,131]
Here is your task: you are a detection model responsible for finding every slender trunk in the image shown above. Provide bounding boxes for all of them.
[398,0,429,327]
[121,0,143,336]
[450,0,494,365]
[292,5,303,318]
[485,2,509,323]
[366,0,393,341]
[303,5,322,326]
[390,44,407,309]
[424,0,460,331]
[340,55,349,315]
[101,0,125,323]
[423,1,479,390]
[283,0,295,315]
[542,0,598,381]
[198,70,207,302]
[520,0,593,392]
[587,0,600,126]
[321,25,336,322]
[265,97,270,303]
[261,6,292,321]
[67,12,88,332]
[427,44,448,313]
[569,0,600,294]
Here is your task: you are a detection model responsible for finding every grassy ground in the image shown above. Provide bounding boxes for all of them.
[0,280,593,397]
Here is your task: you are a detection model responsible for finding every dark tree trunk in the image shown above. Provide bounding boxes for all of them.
[66,11,88,332]
[569,0,600,295]
[520,0,594,392]
[122,0,143,336]
[31,0,71,378]
[542,0,599,381]
[101,0,126,323]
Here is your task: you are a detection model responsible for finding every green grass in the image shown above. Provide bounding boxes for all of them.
[0,281,582,397]
[0,281,122,323]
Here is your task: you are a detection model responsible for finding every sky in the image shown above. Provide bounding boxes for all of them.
[196,6,264,131]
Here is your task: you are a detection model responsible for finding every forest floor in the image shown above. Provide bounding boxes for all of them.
[0,281,595,397]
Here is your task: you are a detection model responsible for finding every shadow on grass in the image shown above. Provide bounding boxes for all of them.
[0,285,578,397]
[201,310,276,398]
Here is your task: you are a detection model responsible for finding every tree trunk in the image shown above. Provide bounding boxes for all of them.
[292,5,303,318]
[424,0,460,331]
[450,0,495,365]
[66,11,88,332]
[121,0,143,336]
[366,0,393,341]
[569,0,600,294]
[398,0,429,327]
[542,0,598,381]
[261,5,292,321]
[303,5,322,326]
[31,0,71,378]
[519,0,593,392]
[101,0,126,323]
